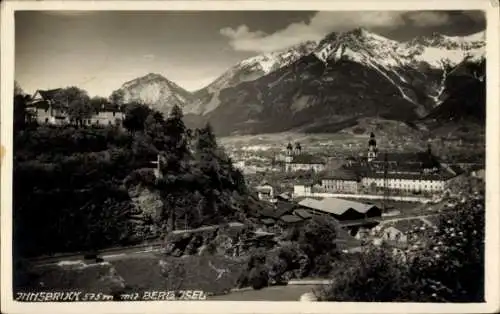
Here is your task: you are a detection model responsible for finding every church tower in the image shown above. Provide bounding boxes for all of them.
[285,142,294,163]
[367,132,378,162]
[294,142,302,155]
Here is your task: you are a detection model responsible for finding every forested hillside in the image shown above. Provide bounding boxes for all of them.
[13,93,250,258]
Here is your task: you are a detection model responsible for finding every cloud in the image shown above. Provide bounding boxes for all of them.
[220,10,482,53]
[405,11,450,27]
[220,11,407,53]
[463,10,486,23]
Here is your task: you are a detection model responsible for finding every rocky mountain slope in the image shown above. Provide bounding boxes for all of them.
[199,29,485,135]
[423,58,485,123]
[114,28,485,136]
[183,41,318,116]
[112,73,194,115]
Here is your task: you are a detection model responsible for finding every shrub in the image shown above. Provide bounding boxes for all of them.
[312,253,335,277]
[247,249,267,269]
[352,126,365,135]
[298,217,337,252]
[319,199,485,302]
[236,272,249,289]
[248,265,269,290]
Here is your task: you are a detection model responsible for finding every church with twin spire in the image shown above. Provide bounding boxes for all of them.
[283,142,326,173]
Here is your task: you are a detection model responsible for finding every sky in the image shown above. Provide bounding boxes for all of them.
[15,10,485,97]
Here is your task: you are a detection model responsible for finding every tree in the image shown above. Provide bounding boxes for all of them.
[54,87,93,125]
[14,94,31,131]
[109,89,125,107]
[404,199,485,302]
[90,96,109,113]
[298,216,338,257]
[320,245,414,301]
[161,105,191,173]
[122,102,152,133]
[319,198,485,302]
[14,81,25,96]
[195,124,221,185]
[144,111,168,152]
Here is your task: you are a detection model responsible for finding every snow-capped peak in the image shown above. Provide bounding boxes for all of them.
[310,28,485,109]
[313,28,402,66]
[183,40,318,115]
[314,28,485,68]
[448,30,485,43]
[238,40,318,74]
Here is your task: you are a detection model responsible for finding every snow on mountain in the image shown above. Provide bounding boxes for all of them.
[310,28,485,107]
[114,73,193,115]
[315,28,484,70]
[193,28,485,135]
[116,28,485,136]
[239,40,318,74]
[183,41,318,115]
[314,28,409,67]
[462,30,486,42]
[405,31,485,66]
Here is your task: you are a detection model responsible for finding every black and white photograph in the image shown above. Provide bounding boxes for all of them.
[1,1,499,313]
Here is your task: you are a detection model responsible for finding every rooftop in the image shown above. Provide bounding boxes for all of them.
[99,103,122,113]
[321,167,360,181]
[298,197,378,216]
[255,185,273,193]
[258,201,298,219]
[37,88,63,100]
[364,169,457,181]
[290,154,325,165]
[293,209,313,219]
[372,152,441,167]
[280,215,304,224]
[381,218,430,234]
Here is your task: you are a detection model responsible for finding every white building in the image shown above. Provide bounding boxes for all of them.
[283,142,326,172]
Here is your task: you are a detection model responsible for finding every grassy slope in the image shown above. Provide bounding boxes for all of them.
[21,255,248,297]
[112,255,247,295]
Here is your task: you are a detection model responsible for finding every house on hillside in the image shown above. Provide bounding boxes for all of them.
[376,218,434,245]
[89,103,125,126]
[255,183,275,201]
[26,88,68,125]
[297,197,381,221]
[26,89,125,127]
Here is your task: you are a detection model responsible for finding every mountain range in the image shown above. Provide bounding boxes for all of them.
[112,28,486,136]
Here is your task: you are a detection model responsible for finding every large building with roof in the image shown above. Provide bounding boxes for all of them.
[356,134,463,194]
[317,167,361,194]
[282,142,326,173]
[301,133,465,196]
[297,197,381,221]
